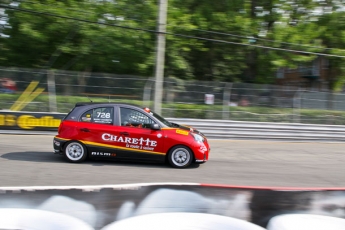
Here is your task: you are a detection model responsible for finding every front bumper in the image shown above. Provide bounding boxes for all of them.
[193,141,210,163]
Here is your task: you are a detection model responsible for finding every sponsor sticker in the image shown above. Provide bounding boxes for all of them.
[102,133,158,151]
[0,114,61,129]
[176,129,189,136]
[199,146,207,153]
[82,117,91,122]
[91,152,116,157]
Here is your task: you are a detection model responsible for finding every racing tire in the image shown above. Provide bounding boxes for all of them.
[64,141,88,163]
[168,145,193,168]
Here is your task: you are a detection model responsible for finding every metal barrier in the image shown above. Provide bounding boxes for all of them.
[168,118,345,142]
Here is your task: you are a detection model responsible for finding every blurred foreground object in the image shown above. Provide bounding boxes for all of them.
[103,212,265,230]
[0,208,94,230]
[267,214,345,230]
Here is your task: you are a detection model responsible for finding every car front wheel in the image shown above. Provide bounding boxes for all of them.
[64,141,87,163]
[168,145,193,168]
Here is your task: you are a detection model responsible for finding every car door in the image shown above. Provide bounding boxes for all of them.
[76,106,119,158]
[113,106,166,162]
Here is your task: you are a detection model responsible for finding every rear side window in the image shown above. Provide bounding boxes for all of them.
[80,107,114,124]
[63,108,76,120]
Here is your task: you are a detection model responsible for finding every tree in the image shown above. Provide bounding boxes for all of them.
[317,11,345,91]
[0,0,157,75]
[1,0,345,87]
[166,0,250,82]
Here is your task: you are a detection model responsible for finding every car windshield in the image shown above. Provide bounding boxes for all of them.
[149,111,176,127]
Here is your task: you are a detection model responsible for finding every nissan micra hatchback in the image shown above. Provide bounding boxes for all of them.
[53,103,210,168]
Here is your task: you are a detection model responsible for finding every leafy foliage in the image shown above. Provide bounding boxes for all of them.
[1,0,345,87]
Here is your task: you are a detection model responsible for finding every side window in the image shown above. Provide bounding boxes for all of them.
[80,107,114,124]
[120,108,155,128]
[80,109,93,122]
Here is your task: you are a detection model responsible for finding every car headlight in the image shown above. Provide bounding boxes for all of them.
[191,133,204,143]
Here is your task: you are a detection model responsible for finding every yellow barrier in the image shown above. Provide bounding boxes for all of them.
[0,111,64,131]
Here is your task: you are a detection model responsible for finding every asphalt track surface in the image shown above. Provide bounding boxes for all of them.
[0,134,345,188]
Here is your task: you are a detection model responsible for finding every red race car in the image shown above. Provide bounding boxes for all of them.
[53,103,210,168]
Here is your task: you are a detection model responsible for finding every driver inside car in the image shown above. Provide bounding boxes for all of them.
[121,111,143,128]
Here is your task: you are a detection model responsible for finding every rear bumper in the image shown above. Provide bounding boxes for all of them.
[53,137,68,154]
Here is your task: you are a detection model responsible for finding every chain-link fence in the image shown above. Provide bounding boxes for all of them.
[1,67,345,124]
[0,67,147,113]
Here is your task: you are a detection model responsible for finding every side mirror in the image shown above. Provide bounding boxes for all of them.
[151,123,161,130]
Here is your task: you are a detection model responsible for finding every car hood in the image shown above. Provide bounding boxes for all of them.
[173,123,205,137]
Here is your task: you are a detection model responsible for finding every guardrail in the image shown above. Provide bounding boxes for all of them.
[1,111,345,142]
[169,118,345,142]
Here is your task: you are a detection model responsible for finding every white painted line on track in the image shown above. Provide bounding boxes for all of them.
[0,182,200,191]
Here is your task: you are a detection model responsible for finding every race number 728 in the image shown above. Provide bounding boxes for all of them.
[97,112,111,119]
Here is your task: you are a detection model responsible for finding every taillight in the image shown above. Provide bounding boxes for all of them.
[58,122,64,134]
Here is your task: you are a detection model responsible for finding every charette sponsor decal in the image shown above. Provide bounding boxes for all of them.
[102,133,158,151]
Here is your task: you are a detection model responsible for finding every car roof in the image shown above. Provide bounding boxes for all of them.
[65,102,168,127]
[75,102,142,108]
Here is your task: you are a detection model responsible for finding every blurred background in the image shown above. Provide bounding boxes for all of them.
[1,0,345,124]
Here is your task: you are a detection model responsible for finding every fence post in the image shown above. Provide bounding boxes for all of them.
[166,78,175,117]
[47,70,57,112]
[143,77,154,108]
[327,90,334,111]
[293,89,303,123]
[222,82,232,120]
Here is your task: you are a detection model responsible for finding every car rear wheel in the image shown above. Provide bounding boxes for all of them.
[168,145,193,168]
[64,141,87,163]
